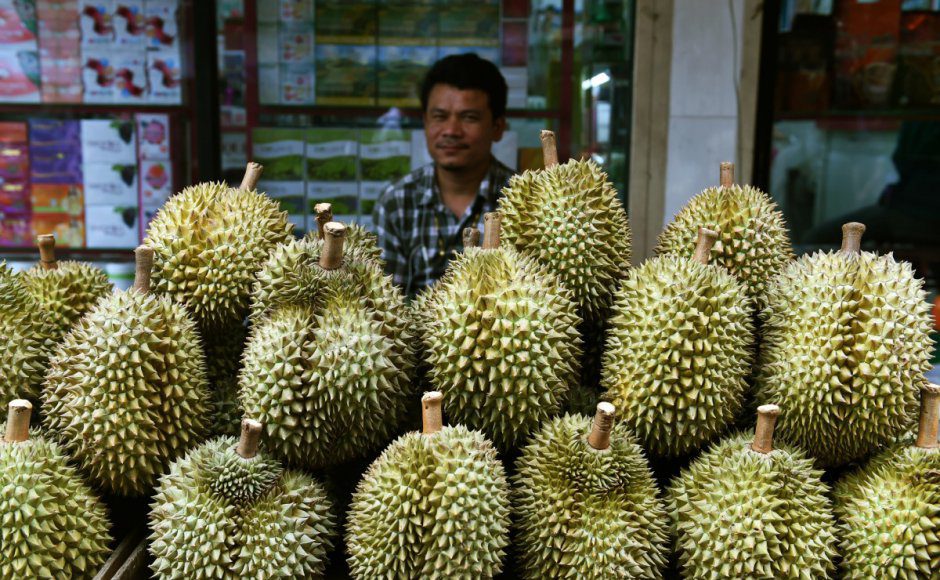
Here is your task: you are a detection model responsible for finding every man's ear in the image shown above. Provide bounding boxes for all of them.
[492,116,507,143]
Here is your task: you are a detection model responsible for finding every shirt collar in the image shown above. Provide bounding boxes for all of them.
[418,156,500,208]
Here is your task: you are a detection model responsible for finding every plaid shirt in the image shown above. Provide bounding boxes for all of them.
[372,157,515,296]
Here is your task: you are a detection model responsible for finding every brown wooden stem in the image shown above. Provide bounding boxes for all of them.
[239,162,264,191]
[482,212,502,249]
[462,227,480,248]
[587,402,616,450]
[840,222,865,255]
[4,400,32,443]
[692,228,720,265]
[37,234,58,270]
[719,162,734,188]
[314,203,333,240]
[751,404,780,454]
[915,383,940,449]
[422,391,443,435]
[540,130,558,168]
[237,419,263,458]
[319,222,346,270]
[132,245,154,294]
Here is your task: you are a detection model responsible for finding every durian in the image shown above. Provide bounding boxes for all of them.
[0,262,56,405]
[1,400,112,579]
[498,130,631,321]
[667,404,838,578]
[21,234,112,340]
[145,162,293,330]
[415,212,581,450]
[149,418,336,579]
[240,221,415,468]
[756,222,935,466]
[602,228,754,457]
[43,246,211,496]
[203,322,247,437]
[346,392,511,578]
[656,162,793,310]
[834,383,940,578]
[306,201,382,264]
[512,403,669,578]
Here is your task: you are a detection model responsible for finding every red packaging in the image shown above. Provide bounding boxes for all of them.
[834,0,902,108]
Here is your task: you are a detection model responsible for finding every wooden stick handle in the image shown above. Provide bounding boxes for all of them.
[237,419,263,458]
[37,234,58,270]
[314,203,333,240]
[587,402,616,450]
[482,212,501,249]
[422,391,443,435]
[692,227,720,265]
[240,162,264,191]
[751,404,780,454]
[540,130,558,168]
[319,222,346,270]
[916,383,940,449]
[462,227,480,248]
[840,222,865,254]
[132,245,154,294]
[4,400,32,443]
[719,162,734,188]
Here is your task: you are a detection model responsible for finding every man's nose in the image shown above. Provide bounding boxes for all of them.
[441,116,462,136]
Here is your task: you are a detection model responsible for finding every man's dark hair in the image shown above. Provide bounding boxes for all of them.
[420,54,508,120]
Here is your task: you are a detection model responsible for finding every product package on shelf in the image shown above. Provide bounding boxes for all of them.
[136,113,170,159]
[140,159,172,206]
[0,122,31,246]
[315,2,376,45]
[359,129,410,228]
[438,1,500,47]
[315,44,376,105]
[37,0,83,103]
[146,48,181,103]
[113,0,146,47]
[306,128,358,224]
[0,0,40,102]
[84,203,139,248]
[377,45,435,107]
[378,3,438,45]
[81,119,139,248]
[253,127,306,233]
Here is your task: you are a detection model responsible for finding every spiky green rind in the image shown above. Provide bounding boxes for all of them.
[303,222,383,264]
[146,181,293,330]
[756,251,934,467]
[499,159,631,321]
[43,291,211,496]
[0,263,58,405]
[346,425,510,578]
[834,438,940,578]
[203,324,248,437]
[21,261,112,339]
[656,184,793,310]
[602,256,754,457]
[0,429,112,579]
[512,414,669,578]
[149,437,335,579]
[416,246,581,450]
[667,433,837,579]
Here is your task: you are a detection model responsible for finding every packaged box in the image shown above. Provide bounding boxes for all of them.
[306,129,357,182]
[258,63,279,104]
[81,47,115,102]
[113,50,147,101]
[0,210,31,247]
[258,179,305,232]
[256,22,279,64]
[83,162,138,205]
[0,182,30,213]
[31,184,84,215]
[81,119,137,164]
[146,49,182,103]
[38,0,80,32]
[84,204,138,248]
[79,0,115,46]
[0,48,41,103]
[378,45,435,106]
[439,3,499,47]
[32,213,86,248]
[113,0,146,46]
[252,128,305,181]
[378,5,437,44]
[306,183,357,224]
[279,63,315,104]
[140,159,172,206]
[29,118,80,147]
[315,3,376,44]
[360,129,410,184]
[136,113,170,159]
[279,0,313,22]
[0,3,38,48]
[256,0,278,23]
[279,22,314,63]
[144,0,178,50]
[833,0,902,108]
[315,44,376,105]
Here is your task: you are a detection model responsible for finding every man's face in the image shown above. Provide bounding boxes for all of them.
[424,84,505,172]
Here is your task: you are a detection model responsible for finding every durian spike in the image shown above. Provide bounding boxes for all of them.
[4,399,32,443]
[587,402,616,450]
[719,161,734,188]
[840,222,866,255]
[319,222,347,270]
[540,130,558,168]
[132,245,154,294]
[239,161,264,191]
[915,383,940,449]
[37,234,58,270]
[692,227,720,265]
[462,227,480,249]
[422,391,444,435]
[314,203,333,240]
[236,418,263,458]
[482,212,502,249]
[751,404,781,454]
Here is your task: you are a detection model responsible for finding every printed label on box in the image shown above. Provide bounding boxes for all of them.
[144,0,178,50]
[0,48,41,103]
[0,5,38,48]
[279,63,315,104]
[136,113,170,159]
[84,203,139,248]
[140,159,172,207]
[316,44,376,105]
[31,184,84,215]
[279,22,314,64]
[306,129,357,181]
[279,0,313,22]
[113,49,147,101]
[253,128,305,180]
[83,162,138,205]
[113,0,146,46]
[32,212,86,248]
[146,49,181,104]
[81,119,137,164]
[81,47,115,102]
[79,0,115,46]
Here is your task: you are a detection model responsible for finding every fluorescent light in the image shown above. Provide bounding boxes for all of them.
[581,72,611,90]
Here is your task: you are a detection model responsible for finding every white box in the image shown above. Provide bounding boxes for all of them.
[83,162,139,205]
[140,159,172,207]
[136,113,171,160]
[85,204,140,248]
[81,119,137,164]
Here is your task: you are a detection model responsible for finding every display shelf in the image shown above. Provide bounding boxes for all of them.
[256,104,562,119]
[0,103,187,115]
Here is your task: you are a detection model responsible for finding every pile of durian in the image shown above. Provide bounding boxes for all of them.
[1,141,937,579]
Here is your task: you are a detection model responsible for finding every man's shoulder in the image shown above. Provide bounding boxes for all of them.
[377,164,434,207]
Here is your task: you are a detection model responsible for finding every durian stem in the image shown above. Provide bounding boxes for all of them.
[319,222,347,270]
[840,222,866,254]
[132,245,154,294]
[4,399,31,443]
[462,227,480,248]
[237,419,263,458]
[482,212,502,249]
[422,391,444,435]
[587,402,616,450]
[751,404,780,454]
[240,162,264,191]
[314,203,333,240]
[540,130,558,168]
[719,162,734,188]
[915,383,940,449]
[692,228,720,265]
[37,234,58,270]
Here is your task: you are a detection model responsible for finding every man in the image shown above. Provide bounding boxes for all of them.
[372,54,515,296]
